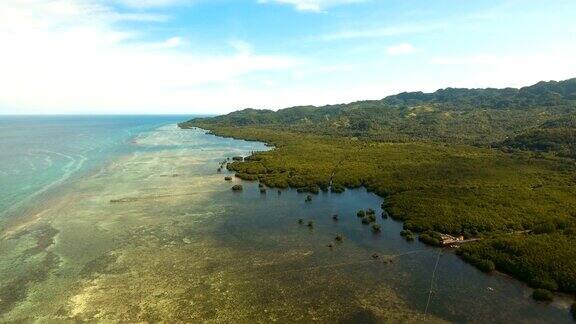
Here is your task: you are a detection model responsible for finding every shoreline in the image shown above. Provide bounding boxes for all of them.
[180,122,576,306]
[0,122,573,322]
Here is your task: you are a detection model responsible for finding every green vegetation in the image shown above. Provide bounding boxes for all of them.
[418,231,442,247]
[363,214,376,224]
[180,78,576,297]
[331,184,345,193]
[456,250,496,273]
[400,230,415,241]
[532,289,554,302]
[499,114,576,159]
[184,79,576,154]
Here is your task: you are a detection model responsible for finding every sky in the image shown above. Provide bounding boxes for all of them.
[0,0,575,114]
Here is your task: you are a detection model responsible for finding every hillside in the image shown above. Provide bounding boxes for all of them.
[185,78,576,151]
[499,113,576,158]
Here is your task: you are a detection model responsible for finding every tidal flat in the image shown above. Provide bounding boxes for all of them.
[0,125,572,322]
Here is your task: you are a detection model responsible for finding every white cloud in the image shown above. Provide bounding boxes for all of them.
[164,36,183,48]
[0,0,302,114]
[229,39,254,55]
[430,49,576,89]
[257,0,367,12]
[386,43,416,56]
[431,54,500,65]
[112,0,191,8]
[318,23,446,41]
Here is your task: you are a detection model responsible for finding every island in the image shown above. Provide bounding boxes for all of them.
[180,78,576,301]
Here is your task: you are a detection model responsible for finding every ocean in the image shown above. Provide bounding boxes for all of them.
[0,115,192,220]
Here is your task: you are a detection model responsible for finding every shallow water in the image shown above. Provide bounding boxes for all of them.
[0,122,572,322]
[0,115,192,221]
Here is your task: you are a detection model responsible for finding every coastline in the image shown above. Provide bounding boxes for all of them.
[179,122,576,305]
[0,124,454,322]
[0,122,573,322]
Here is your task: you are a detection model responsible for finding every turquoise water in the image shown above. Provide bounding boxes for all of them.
[0,116,193,220]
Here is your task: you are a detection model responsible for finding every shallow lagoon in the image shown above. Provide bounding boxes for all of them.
[0,124,572,322]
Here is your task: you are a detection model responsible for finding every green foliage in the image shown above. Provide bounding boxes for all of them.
[179,78,576,296]
[456,251,496,273]
[419,231,442,247]
[180,79,576,153]
[459,233,576,292]
[499,114,576,158]
[190,125,576,294]
[331,184,345,193]
[400,229,415,241]
[532,289,554,302]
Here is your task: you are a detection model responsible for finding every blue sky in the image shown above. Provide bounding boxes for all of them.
[0,0,575,114]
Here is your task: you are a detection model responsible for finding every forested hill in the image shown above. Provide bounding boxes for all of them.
[179,79,576,297]
[183,78,576,155]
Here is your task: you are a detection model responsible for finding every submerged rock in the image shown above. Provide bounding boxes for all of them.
[335,234,343,242]
[305,195,313,202]
[224,176,232,181]
[232,184,243,191]
[332,214,339,221]
[372,224,381,233]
